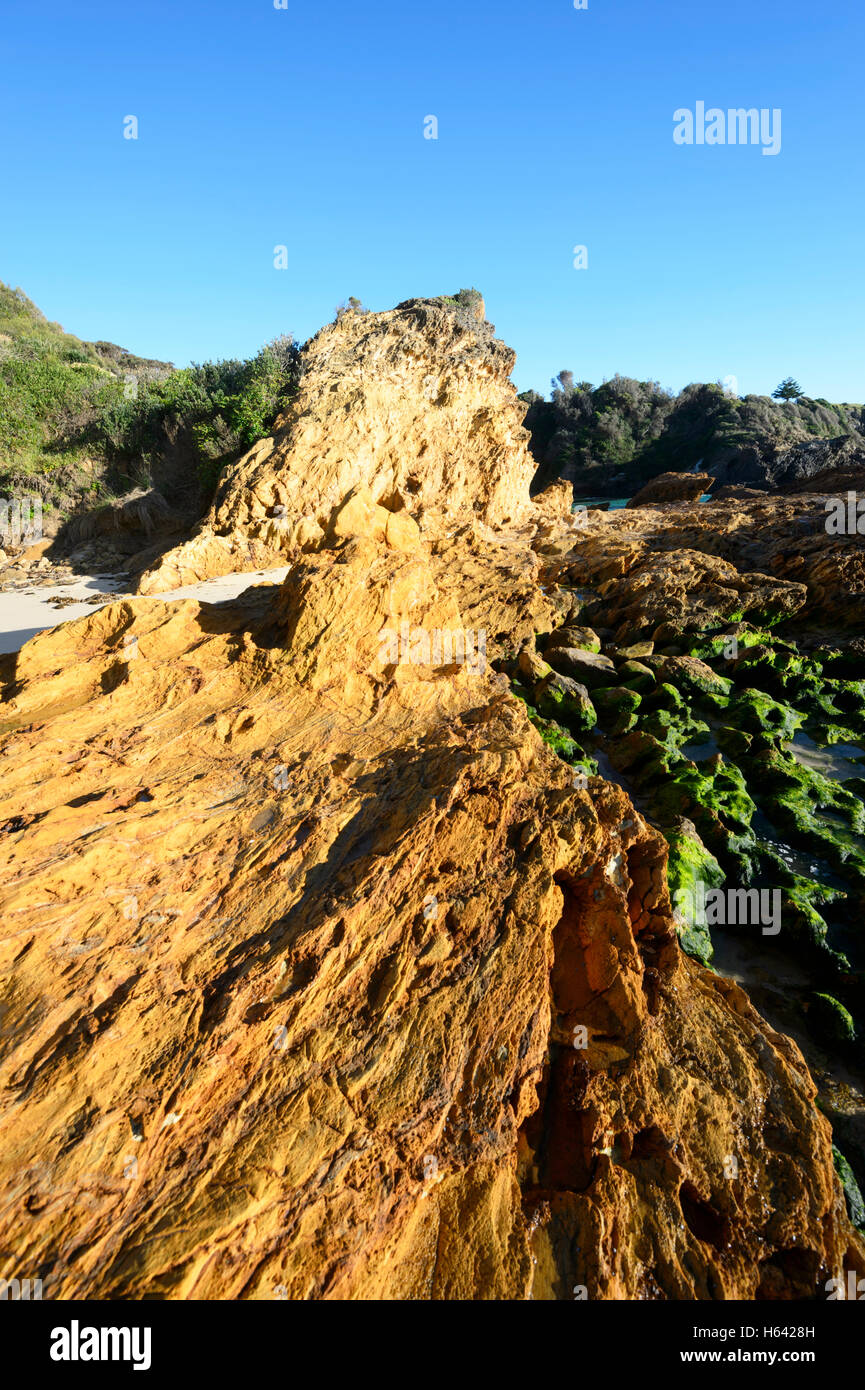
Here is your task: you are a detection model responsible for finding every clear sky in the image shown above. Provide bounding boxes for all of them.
[2,0,862,400]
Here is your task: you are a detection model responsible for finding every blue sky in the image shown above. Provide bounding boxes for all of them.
[2,0,862,400]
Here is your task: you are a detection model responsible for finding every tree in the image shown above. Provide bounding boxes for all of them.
[772,377,804,401]
[334,296,366,320]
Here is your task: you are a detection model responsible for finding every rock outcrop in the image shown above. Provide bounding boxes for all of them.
[1,297,863,1301]
[706,433,865,495]
[627,472,714,508]
[137,298,537,594]
[554,491,865,631]
[769,435,865,490]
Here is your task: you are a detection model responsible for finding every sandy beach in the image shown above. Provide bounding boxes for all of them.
[0,567,290,655]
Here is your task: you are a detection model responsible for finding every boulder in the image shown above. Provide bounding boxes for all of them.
[627,472,714,508]
[545,646,616,688]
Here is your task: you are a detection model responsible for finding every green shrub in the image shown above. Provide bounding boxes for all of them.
[89,336,301,498]
[524,371,865,495]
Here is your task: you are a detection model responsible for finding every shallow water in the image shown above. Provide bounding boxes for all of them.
[788,730,865,782]
[712,924,865,1197]
[590,745,631,792]
[572,497,629,510]
[681,736,720,762]
[749,806,839,882]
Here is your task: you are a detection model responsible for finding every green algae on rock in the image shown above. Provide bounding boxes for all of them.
[541,625,601,654]
[811,993,857,1048]
[665,819,724,966]
[534,671,597,731]
[593,685,642,737]
[834,1147,865,1234]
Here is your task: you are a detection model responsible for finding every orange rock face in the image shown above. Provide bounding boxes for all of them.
[544,490,865,634]
[137,299,537,595]
[1,300,862,1301]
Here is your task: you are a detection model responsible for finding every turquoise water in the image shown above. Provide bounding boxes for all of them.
[571,493,714,510]
[572,497,629,511]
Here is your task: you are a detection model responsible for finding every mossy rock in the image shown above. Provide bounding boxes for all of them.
[772,669,849,723]
[547,643,616,685]
[646,680,687,714]
[529,714,579,763]
[822,677,865,718]
[572,754,600,782]
[747,603,802,628]
[652,622,690,645]
[637,707,679,748]
[699,691,733,717]
[819,648,865,680]
[810,992,856,1047]
[779,889,849,963]
[687,634,735,663]
[716,725,753,758]
[807,720,865,747]
[726,688,804,741]
[647,758,759,883]
[608,730,678,785]
[687,625,786,663]
[664,819,724,966]
[657,656,734,698]
[542,624,598,653]
[617,640,654,661]
[618,659,656,693]
[547,646,616,685]
[752,844,848,962]
[639,705,710,751]
[833,1147,865,1233]
[593,685,642,736]
[534,671,597,733]
[508,678,534,707]
[517,648,552,684]
[730,643,783,679]
[552,626,601,654]
[650,758,757,838]
[756,839,846,904]
[745,747,865,838]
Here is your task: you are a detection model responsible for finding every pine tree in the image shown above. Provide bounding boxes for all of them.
[772,377,804,401]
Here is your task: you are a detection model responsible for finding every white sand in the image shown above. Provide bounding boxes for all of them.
[0,568,290,656]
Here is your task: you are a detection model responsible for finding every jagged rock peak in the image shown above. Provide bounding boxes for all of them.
[138,291,537,594]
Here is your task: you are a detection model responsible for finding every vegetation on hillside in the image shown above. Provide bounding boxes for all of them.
[89,335,301,503]
[521,373,864,495]
[0,282,301,522]
[3,280,862,523]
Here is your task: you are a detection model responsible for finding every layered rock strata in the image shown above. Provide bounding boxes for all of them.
[1,301,863,1300]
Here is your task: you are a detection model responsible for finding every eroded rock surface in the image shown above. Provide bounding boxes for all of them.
[555,492,865,630]
[1,299,862,1301]
[137,298,537,595]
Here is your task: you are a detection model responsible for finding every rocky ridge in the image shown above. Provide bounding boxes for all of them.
[1,299,863,1300]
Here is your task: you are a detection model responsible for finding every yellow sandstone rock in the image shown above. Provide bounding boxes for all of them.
[136,297,536,593]
[1,296,862,1301]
